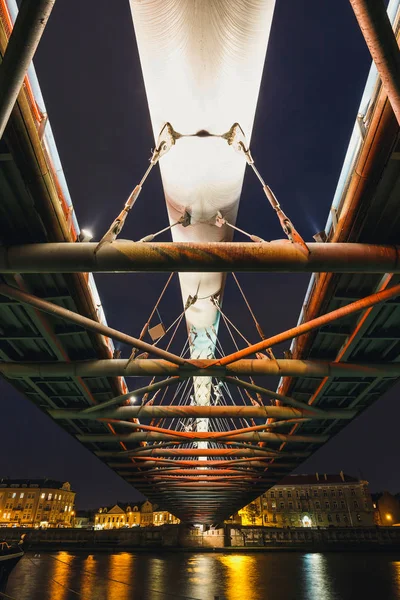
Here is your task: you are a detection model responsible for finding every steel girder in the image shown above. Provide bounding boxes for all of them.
[0,241,399,273]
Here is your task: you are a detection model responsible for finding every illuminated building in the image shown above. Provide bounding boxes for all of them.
[95,501,179,529]
[153,510,180,526]
[0,479,75,528]
[371,491,400,526]
[237,473,375,528]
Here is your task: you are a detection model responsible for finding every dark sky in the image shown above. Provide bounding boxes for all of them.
[1,0,398,509]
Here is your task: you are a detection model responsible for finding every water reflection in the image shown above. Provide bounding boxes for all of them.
[48,552,74,600]
[106,552,134,600]
[218,554,256,600]
[302,553,333,600]
[7,551,400,600]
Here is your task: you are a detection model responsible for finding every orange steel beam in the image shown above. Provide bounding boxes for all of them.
[96,448,310,458]
[350,0,400,125]
[277,274,395,453]
[0,284,186,365]
[213,281,400,366]
[1,241,400,273]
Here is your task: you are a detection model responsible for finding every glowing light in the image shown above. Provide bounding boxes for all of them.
[79,228,93,242]
[386,513,393,521]
[302,515,312,527]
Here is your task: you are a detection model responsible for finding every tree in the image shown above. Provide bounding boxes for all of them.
[244,502,261,526]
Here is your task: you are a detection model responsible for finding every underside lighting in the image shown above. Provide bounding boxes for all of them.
[129,396,137,404]
[78,229,94,242]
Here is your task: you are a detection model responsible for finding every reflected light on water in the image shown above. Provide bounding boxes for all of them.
[218,554,256,600]
[107,552,134,600]
[303,553,333,600]
[48,552,74,600]
[79,555,99,599]
[390,561,400,598]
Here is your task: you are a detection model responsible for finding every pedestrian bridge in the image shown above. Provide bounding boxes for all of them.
[1,0,400,523]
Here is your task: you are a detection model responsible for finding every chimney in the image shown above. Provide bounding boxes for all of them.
[315,473,319,481]
[324,473,327,481]
[340,471,345,482]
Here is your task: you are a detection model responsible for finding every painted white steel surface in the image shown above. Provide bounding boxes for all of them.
[130,1,275,419]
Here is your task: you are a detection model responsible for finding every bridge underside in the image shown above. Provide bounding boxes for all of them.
[1,0,400,524]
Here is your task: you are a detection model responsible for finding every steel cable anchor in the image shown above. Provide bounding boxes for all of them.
[224,123,309,254]
[95,122,178,253]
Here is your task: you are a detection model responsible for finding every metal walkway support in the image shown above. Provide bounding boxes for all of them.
[0,0,56,138]
[350,0,400,125]
[2,358,400,378]
[0,242,400,273]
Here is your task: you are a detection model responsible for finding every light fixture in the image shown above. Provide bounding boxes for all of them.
[78,228,93,242]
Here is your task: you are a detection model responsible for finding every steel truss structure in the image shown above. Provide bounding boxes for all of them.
[1,0,400,524]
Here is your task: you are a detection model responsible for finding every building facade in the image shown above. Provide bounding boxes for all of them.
[0,479,75,528]
[94,501,179,529]
[372,491,400,526]
[238,473,375,528]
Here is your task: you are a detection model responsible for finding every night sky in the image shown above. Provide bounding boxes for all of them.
[1,0,398,509]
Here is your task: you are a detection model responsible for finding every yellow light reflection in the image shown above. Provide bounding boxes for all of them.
[303,553,333,600]
[80,555,99,599]
[218,554,256,600]
[48,552,74,600]
[391,561,400,598]
[106,552,134,600]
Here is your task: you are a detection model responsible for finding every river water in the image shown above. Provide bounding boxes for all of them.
[6,551,400,600]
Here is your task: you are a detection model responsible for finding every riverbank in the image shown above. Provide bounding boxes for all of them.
[2,525,400,552]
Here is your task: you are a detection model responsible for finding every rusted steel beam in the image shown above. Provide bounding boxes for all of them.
[0,284,186,366]
[277,275,396,453]
[107,459,294,468]
[0,0,56,138]
[350,0,400,125]
[48,405,355,420]
[4,358,400,378]
[215,282,400,365]
[224,376,325,414]
[0,242,399,273]
[95,448,309,458]
[76,431,327,443]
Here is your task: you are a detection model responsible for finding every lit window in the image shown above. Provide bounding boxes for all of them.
[48,494,52,501]
[2,513,6,519]
[19,493,24,499]
[41,493,45,499]
[64,505,68,512]
[12,493,16,499]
